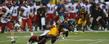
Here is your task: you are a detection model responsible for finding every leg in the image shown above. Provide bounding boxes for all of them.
[7,22,14,32]
[63,31,69,37]
[27,18,33,32]
[38,36,47,44]
[51,36,57,44]
[21,19,26,31]
[7,22,16,44]
[1,23,6,33]
[91,18,97,30]
[34,15,40,31]
[27,18,33,36]
[65,31,68,37]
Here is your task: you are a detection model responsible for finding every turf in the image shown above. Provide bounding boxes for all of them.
[0,32,109,44]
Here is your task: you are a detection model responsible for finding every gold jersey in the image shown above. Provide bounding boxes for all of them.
[48,26,59,36]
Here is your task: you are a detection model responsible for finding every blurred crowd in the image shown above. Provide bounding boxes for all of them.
[0,0,109,33]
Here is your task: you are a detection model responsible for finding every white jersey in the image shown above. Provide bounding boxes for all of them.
[99,4,104,9]
[33,4,40,15]
[105,1,109,10]
[65,3,71,12]
[21,6,30,19]
[80,2,86,7]
[47,3,56,13]
[86,4,92,14]
[12,6,19,16]
[1,6,13,22]
[29,5,35,14]
[2,6,13,17]
[80,3,91,13]
[100,3,108,17]
[65,3,72,12]
[68,3,78,13]
[95,0,99,4]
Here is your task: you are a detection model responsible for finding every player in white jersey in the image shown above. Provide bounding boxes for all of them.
[11,5,19,23]
[4,1,17,44]
[32,3,41,28]
[46,2,56,22]
[47,3,56,14]
[29,3,35,16]
[11,2,21,33]
[28,3,36,32]
[34,3,41,15]
[1,5,15,43]
[67,2,78,19]
[1,5,14,32]
[27,3,35,22]
[20,4,33,33]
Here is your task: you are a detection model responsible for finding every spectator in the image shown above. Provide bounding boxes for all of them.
[42,0,50,5]
[0,0,5,4]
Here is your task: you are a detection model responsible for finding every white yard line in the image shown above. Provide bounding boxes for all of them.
[88,40,103,44]
[0,40,9,42]
[7,36,31,38]
[58,39,96,42]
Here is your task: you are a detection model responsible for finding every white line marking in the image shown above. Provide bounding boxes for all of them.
[88,40,103,44]
[58,39,96,42]
[7,36,31,38]
[0,40,9,42]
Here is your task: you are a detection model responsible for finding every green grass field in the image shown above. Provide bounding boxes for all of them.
[0,32,109,44]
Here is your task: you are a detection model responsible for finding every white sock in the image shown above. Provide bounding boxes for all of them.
[74,28,77,32]
[33,26,35,31]
[11,36,15,41]
[37,27,40,31]
[34,42,38,44]
[105,28,107,31]
[31,32,34,36]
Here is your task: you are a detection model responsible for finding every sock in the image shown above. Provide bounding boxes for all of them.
[11,36,15,41]
[31,32,34,36]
